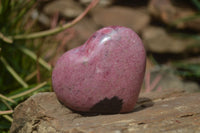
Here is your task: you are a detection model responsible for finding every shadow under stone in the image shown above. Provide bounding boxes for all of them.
[90,96,123,114]
[59,96,154,116]
[77,97,154,116]
[133,97,154,113]
[76,96,123,116]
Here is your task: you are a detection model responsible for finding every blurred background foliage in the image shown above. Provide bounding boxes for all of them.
[0,0,52,131]
[0,0,200,132]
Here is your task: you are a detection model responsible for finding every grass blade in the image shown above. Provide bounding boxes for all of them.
[3,115,13,122]
[0,32,13,43]
[25,70,37,81]
[0,94,16,104]
[0,56,28,88]
[18,46,52,71]
[192,0,200,10]
[1,99,13,110]
[9,81,47,99]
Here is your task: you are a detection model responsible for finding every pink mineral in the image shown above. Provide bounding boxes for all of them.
[52,26,146,114]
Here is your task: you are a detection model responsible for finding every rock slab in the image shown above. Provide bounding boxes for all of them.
[10,89,200,133]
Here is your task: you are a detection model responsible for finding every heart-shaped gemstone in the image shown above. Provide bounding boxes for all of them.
[52,26,146,114]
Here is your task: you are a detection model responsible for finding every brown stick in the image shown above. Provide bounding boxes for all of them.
[0,110,13,115]
[12,0,100,40]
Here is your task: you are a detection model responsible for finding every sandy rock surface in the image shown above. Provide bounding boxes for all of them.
[10,88,200,133]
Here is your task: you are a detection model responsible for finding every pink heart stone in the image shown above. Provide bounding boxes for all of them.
[52,26,146,114]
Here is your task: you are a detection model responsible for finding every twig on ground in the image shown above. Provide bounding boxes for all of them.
[0,110,13,115]
[9,0,100,40]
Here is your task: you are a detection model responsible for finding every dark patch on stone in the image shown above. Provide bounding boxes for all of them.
[89,96,123,114]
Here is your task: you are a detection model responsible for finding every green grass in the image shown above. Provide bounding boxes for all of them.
[173,62,200,81]
[171,0,200,81]
[192,0,200,10]
[0,0,99,131]
[0,0,52,131]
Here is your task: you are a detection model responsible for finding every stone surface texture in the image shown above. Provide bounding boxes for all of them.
[10,88,200,133]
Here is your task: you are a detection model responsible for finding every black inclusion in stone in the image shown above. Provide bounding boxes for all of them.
[90,96,123,114]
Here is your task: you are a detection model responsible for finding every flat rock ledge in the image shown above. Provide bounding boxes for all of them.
[10,88,200,133]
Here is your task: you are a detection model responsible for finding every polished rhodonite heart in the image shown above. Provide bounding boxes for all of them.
[52,26,146,114]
